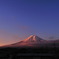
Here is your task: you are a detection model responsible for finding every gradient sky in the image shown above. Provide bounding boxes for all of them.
[0,0,59,46]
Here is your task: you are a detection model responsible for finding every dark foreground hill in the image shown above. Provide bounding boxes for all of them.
[0,47,59,59]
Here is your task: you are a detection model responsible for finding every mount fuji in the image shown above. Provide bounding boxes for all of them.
[1,35,59,48]
[2,35,47,47]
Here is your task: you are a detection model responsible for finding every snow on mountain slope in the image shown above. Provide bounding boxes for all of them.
[23,35,45,42]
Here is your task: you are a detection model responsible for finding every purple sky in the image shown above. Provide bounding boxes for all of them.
[0,0,59,46]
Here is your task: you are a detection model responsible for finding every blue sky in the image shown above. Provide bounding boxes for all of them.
[0,0,59,46]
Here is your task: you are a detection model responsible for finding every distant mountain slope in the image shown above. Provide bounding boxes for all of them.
[1,35,59,48]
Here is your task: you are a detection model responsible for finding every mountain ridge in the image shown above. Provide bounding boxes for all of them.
[1,35,59,47]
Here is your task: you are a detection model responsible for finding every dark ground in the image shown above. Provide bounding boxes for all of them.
[0,47,59,59]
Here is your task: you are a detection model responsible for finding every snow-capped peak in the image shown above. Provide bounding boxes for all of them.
[23,35,44,42]
[1,35,45,47]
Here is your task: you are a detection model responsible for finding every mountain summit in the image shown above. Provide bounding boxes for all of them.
[23,35,44,43]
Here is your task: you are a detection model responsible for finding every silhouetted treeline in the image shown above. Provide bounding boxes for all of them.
[0,47,59,59]
[0,47,59,53]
